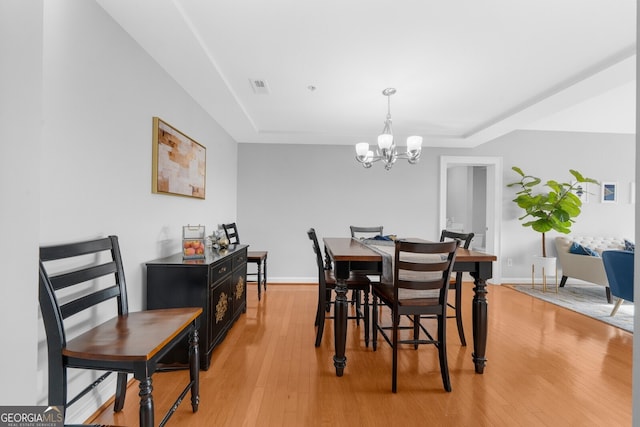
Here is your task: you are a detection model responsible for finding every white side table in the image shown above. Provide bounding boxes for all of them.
[531,256,558,293]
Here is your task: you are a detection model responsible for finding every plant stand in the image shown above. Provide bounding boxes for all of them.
[531,256,558,293]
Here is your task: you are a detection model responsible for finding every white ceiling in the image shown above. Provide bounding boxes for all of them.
[97,0,636,148]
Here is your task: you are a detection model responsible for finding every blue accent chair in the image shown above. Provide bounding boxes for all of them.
[602,250,634,316]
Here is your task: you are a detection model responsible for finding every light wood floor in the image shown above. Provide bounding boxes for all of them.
[90,283,632,426]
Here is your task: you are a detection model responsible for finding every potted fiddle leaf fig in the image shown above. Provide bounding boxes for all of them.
[507,167,599,258]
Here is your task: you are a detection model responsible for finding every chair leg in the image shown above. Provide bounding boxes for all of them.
[413,316,419,349]
[610,298,624,317]
[372,295,378,351]
[113,372,128,412]
[606,287,613,304]
[560,275,568,287]
[189,328,200,412]
[392,308,399,393]
[355,290,361,326]
[263,257,267,291]
[257,261,263,301]
[363,290,370,348]
[454,274,466,346]
[315,282,323,326]
[437,314,452,392]
[138,376,154,427]
[316,285,327,347]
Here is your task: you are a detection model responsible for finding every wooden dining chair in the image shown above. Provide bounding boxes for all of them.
[222,222,268,300]
[350,225,384,239]
[372,239,459,392]
[39,235,202,426]
[308,228,371,347]
[440,229,474,346]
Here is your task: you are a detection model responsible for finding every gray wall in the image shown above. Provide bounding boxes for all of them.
[0,0,42,406]
[238,130,635,283]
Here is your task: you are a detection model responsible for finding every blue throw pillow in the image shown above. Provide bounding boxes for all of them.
[624,239,635,252]
[569,242,600,257]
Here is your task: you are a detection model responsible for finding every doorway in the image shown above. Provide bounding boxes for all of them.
[439,156,502,284]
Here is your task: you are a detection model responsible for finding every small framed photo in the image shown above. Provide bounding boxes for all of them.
[572,181,588,203]
[601,182,617,203]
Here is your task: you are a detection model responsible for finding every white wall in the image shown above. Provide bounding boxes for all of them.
[0,0,43,406]
[237,130,635,283]
[2,1,238,423]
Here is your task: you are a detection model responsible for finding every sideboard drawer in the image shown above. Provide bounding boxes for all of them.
[233,250,247,269]
[211,259,233,283]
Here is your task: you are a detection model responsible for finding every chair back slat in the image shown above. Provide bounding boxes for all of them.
[440,230,474,249]
[40,237,114,261]
[350,225,383,239]
[393,240,459,298]
[39,236,129,351]
[49,261,118,291]
[222,223,241,245]
[397,259,449,272]
[60,285,122,319]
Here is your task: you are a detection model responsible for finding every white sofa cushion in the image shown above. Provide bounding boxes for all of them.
[567,236,626,255]
[555,236,625,286]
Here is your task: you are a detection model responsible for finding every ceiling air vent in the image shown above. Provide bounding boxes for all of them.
[249,78,270,94]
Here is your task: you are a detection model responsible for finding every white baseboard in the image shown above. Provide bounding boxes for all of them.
[500,276,606,287]
[259,276,316,283]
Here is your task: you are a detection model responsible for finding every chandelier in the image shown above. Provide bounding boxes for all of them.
[355,88,423,170]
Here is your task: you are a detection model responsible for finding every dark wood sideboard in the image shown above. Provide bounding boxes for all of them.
[146,244,248,370]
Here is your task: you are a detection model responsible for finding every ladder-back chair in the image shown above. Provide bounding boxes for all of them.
[440,229,474,345]
[372,239,459,392]
[308,228,371,347]
[222,223,268,300]
[39,235,202,426]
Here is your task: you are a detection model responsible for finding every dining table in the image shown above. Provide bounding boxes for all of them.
[323,237,497,377]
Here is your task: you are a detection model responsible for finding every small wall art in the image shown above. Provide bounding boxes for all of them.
[601,181,617,204]
[152,117,206,199]
[571,181,588,203]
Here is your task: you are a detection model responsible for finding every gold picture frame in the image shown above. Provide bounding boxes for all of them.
[152,117,206,199]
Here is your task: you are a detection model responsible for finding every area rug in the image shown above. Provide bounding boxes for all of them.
[507,283,634,333]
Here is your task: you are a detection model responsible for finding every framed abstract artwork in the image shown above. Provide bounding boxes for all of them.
[152,117,206,199]
[601,182,617,204]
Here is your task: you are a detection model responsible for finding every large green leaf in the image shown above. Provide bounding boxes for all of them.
[507,167,599,255]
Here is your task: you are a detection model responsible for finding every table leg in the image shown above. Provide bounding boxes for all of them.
[264,256,267,290]
[471,271,488,374]
[257,261,263,301]
[333,262,349,376]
